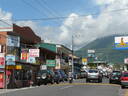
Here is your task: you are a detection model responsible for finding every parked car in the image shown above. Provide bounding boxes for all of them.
[55,70,68,81]
[120,72,128,88]
[54,71,62,83]
[109,71,122,84]
[36,70,55,85]
[86,69,102,83]
[80,71,87,79]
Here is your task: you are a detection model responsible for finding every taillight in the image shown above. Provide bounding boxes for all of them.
[121,77,128,81]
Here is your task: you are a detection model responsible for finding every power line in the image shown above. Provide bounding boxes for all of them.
[21,0,48,17]
[36,0,58,17]
[12,7,128,21]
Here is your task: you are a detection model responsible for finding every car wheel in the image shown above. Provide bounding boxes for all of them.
[86,79,89,83]
[98,80,100,83]
[56,80,60,84]
[109,80,112,84]
[37,83,40,86]
[121,85,125,89]
[51,79,54,84]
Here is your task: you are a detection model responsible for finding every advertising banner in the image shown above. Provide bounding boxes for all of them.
[21,49,29,61]
[7,35,20,47]
[6,55,15,65]
[115,36,128,49]
[0,53,5,68]
[82,58,87,65]
[29,49,40,57]
[124,58,128,64]
[6,55,15,61]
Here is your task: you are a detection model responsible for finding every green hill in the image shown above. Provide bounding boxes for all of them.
[75,35,128,64]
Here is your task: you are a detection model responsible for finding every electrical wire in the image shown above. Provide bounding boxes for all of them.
[12,7,128,21]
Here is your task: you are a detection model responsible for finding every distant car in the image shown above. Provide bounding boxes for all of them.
[120,72,128,88]
[109,71,122,84]
[86,69,102,83]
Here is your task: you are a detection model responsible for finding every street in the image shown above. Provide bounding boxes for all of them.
[0,78,125,96]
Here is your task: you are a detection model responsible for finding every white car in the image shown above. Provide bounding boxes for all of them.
[86,69,102,83]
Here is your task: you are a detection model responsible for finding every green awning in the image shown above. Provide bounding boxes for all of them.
[36,43,57,53]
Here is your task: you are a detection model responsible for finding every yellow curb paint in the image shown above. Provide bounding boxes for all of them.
[125,90,128,96]
[51,83,120,87]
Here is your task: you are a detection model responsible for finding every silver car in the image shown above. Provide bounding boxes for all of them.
[86,69,102,83]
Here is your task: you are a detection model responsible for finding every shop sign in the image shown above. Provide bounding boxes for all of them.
[0,53,5,68]
[88,53,95,57]
[27,57,36,63]
[29,49,39,57]
[115,36,128,49]
[40,65,47,70]
[15,65,22,70]
[7,35,20,47]
[0,45,1,53]
[46,60,56,67]
[88,50,95,53]
[55,59,60,69]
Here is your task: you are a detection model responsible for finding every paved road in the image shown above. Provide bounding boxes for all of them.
[0,78,122,96]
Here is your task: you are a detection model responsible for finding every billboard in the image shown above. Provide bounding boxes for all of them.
[87,50,95,53]
[82,58,87,65]
[7,35,20,47]
[124,58,128,64]
[115,36,128,49]
[29,49,40,57]
[6,55,15,65]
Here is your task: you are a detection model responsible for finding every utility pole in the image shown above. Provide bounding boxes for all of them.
[71,35,74,77]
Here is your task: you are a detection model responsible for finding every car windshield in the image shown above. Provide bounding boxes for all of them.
[89,70,98,73]
[112,72,121,76]
[37,70,47,76]
[123,73,128,77]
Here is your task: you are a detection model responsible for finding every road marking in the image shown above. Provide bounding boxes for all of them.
[60,85,73,90]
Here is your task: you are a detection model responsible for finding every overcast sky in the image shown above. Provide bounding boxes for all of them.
[0,0,128,49]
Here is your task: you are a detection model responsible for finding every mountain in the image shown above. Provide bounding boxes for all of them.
[75,35,128,64]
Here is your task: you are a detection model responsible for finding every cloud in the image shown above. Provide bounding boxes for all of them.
[0,8,12,27]
[14,0,128,50]
[95,0,115,5]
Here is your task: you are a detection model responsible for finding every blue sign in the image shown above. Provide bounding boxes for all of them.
[27,57,36,63]
[6,55,15,61]
[6,61,15,65]
[7,35,20,47]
